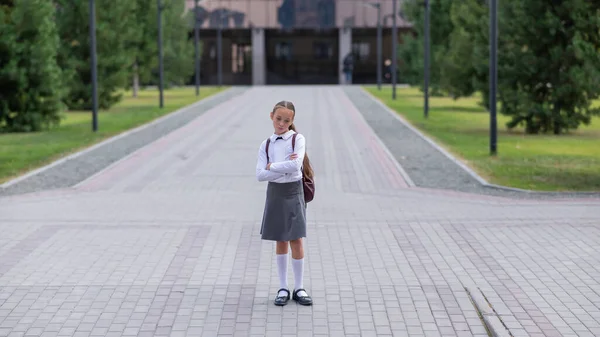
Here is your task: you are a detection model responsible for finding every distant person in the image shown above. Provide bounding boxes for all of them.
[256,101,315,307]
[384,59,391,83]
[342,53,354,84]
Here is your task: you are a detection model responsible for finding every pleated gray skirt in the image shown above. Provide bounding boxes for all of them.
[260,180,307,242]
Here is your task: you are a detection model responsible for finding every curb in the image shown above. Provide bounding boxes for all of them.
[0,87,235,189]
[465,286,514,337]
[359,86,600,196]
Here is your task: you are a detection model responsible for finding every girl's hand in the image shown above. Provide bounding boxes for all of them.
[266,163,271,170]
[290,154,298,160]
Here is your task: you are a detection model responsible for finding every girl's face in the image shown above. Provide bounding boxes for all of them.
[270,107,294,135]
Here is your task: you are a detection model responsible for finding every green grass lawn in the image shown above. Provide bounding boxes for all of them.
[364,86,600,192]
[0,86,226,184]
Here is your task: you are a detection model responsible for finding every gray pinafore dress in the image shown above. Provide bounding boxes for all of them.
[260,179,307,241]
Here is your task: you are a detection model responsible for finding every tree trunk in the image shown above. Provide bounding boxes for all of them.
[553,102,562,135]
[132,62,139,98]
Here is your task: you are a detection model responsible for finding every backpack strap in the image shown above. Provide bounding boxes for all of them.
[292,133,297,150]
[265,138,271,162]
[266,133,298,164]
[292,133,304,172]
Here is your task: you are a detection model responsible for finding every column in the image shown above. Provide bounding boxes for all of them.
[252,28,266,85]
[338,27,352,84]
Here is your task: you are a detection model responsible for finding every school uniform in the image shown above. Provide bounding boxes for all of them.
[256,129,307,242]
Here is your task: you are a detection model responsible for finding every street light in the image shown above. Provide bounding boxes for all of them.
[489,0,498,155]
[89,0,98,131]
[157,0,164,108]
[194,0,200,96]
[194,0,207,96]
[392,0,397,99]
[217,14,222,87]
[424,0,430,118]
[364,2,382,90]
[400,0,429,117]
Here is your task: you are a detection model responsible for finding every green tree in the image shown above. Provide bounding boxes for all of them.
[444,0,600,134]
[0,0,64,132]
[498,0,600,134]
[129,0,157,96]
[129,0,195,96]
[439,0,487,99]
[0,3,18,130]
[162,2,194,86]
[55,0,138,110]
[397,0,454,95]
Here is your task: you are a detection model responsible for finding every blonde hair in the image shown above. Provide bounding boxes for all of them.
[272,101,314,180]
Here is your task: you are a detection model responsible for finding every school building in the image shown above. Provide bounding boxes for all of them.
[186,0,413,85]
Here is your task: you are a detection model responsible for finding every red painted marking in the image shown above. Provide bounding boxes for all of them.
[337,89,408,189]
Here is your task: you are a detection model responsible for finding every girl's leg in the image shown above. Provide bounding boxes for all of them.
[290,238,311,305]
[289,238,304,259]
[290,239,304,292]
[275,241,290,298]
[276,241,289,255]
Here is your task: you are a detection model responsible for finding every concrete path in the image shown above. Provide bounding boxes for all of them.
[0,86,599,337]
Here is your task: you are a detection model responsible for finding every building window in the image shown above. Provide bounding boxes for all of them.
[275,42,292,60]
[313,42,333,59]
[352,42,370,61]
[209,43,216,59]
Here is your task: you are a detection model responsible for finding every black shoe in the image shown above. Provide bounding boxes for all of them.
[274,288,290,306]
[292,288,313,306]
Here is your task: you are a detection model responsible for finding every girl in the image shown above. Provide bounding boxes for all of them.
[255,100,314,306]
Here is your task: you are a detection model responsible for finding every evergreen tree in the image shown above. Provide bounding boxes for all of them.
[129,0,158,95]
[439,0,487,99]
[0,0,64,132]
[129,0,195,95]
[444,0,600,134]
[397,0,454,95]
[55,0,138,110]
[498,0,600,134]
[0,2,18,130]
[162,1,194,86]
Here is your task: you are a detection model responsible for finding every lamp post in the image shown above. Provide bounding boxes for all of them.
[157,0,164,108]
[400,0,430,116]
[89,0,98,131]
[194,0,201,96]
[489,0,498,155]
[217,15,222,87]
[365,2,382,90]
[424,0,430,118]
[392,0,397,99]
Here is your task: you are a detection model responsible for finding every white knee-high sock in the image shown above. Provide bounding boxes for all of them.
[276,254,288,296]
[292,257,307,297]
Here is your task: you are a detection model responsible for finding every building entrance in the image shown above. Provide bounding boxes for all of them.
[199,29,252,85]
[265,29,339,85]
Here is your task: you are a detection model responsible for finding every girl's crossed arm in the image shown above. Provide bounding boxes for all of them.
[269,134,305,174]
[256,140,285,182]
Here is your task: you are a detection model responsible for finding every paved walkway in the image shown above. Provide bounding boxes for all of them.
[1,86,599,337]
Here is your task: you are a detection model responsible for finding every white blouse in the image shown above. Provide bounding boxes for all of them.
[255,130,305,183]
